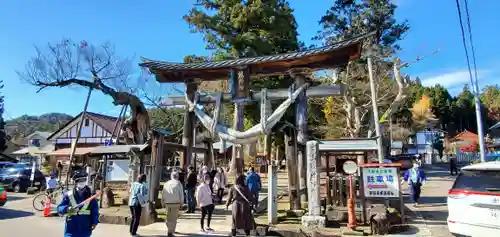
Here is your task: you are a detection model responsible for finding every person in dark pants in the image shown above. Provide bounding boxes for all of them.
[403,163,427,207]
[214,167,227,204]
[197,175,215,232]
[245,167,261,209]
[209,168,217,194]
[449,155,458,175]
[128,174,148,237]
[57,161,63,180]
[185,166,198,213]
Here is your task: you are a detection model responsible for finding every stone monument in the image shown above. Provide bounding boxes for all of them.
[301,140,326,228]
[268,164,278,224]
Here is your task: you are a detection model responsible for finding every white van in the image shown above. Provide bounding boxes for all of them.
[447,161,500,236]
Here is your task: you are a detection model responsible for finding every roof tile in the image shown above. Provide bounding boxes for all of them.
[139,32,375,71]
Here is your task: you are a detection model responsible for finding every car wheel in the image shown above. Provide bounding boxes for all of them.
[14,183,22,193]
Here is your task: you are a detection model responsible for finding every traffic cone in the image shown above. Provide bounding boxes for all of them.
[43,197,51,217]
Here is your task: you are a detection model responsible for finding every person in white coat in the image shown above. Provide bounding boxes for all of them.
[162,171,184,237]
[213,167,227,204]
[197,174,215,232]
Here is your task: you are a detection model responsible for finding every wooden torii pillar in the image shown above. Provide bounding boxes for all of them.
[181,81,198,169]
[229,66,252,175]
[290,69,310,206]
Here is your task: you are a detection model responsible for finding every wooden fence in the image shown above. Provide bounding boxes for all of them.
[321,173,360,208]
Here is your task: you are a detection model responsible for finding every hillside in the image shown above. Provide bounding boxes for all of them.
[6,113,73,141]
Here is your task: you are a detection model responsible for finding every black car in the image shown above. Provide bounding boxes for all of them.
[0,167,46,193]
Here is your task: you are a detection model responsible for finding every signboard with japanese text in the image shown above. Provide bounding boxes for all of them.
[362,167,399,198]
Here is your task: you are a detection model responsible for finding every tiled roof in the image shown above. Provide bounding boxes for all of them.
[86,112,123,135]
[452,130,478,141]
[139,32,375,71]
[47,111,123,140]
[48,147,96,156]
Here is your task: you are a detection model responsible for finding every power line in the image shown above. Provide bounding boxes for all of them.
[463,0,480,93]
[454,0,474,85]
[455,0,487,162]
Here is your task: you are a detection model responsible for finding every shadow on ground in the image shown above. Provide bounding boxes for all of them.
[5,195,27,202]
[0,208,34,220]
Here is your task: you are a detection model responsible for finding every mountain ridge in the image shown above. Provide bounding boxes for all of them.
[6,112,73,142]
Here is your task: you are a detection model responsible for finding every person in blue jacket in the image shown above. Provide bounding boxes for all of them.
[403,161,427,207]
[57,174,99,237]
[245,167,261,209]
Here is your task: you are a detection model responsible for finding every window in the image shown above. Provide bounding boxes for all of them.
[30,139,41,147]
[452,170,500,193]
[84,118,90,127]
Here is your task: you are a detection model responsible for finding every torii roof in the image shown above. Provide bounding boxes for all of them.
[139,32,375,83]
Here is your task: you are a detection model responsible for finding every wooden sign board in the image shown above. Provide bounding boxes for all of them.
[230,68,251,102]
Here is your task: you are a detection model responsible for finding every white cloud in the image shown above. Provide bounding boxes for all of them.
[420,69,489,88]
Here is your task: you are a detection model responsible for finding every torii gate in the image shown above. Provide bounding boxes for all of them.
[139,32,374,211]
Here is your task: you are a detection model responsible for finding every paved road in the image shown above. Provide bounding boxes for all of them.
[388,165,455,237]
[0,193,229,237]
[1,168,453,237]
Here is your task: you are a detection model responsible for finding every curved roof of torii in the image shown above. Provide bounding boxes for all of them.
[139,32,375,83]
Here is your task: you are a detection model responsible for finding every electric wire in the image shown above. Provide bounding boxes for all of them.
[463,0,481,95]
[454,0,475,90]
[455,0,487,162]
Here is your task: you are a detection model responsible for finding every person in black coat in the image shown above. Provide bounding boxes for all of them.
[185,166,198,213]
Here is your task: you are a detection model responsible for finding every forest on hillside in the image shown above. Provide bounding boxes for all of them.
[6,113,73,142]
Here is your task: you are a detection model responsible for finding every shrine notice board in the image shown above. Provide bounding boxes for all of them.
[359,163,404,224]
[362,166,399,198]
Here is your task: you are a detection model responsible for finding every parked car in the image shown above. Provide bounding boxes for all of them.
[447,161,500,236]
[0,186,6,206]
[387,154,419,169]
[0,162,24,170]
[0,167,46,193]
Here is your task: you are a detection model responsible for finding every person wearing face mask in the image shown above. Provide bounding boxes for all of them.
[57,174,99,237]
[402,161,427,207]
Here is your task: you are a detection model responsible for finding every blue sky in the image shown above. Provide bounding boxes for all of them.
[0,0,498,119]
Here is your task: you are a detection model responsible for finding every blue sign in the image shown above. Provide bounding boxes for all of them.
[104,139,113,146]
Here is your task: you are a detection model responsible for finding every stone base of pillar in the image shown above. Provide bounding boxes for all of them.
[301,215,326,228]
[140,204,157,226]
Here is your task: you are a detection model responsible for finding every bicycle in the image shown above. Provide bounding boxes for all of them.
[32,183,67,211]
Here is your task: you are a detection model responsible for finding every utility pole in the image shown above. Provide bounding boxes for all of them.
[65,78,94,187]
[472,82,486,162]
[367,56,384,163]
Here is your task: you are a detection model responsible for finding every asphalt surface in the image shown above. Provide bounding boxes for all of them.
[0,192,226,237]
[0,166,455,237]
[388,165,454,237]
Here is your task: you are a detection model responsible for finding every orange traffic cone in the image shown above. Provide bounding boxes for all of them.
[43,197,51,217]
